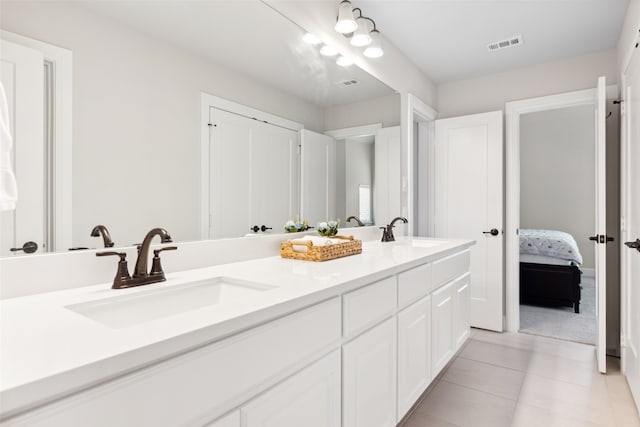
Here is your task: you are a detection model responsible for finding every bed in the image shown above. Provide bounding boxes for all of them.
[519,229,583,313]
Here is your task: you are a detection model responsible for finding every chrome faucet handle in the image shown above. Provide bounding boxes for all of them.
[96,251,132,289]
[150,246,177,276]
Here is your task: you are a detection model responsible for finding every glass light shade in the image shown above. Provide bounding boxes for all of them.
[336,55,354,67]
[303,33,321,45]
[350,18,372,47]
[335,1,358,34]
[363,30,384,58]
[320,44,338,56]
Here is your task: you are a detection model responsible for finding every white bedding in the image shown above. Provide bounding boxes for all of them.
[519,229,583,265]
[519,254,575,266]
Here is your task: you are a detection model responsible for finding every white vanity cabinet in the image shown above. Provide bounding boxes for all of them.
[2,242,473,427]
[343,317,397,427]
[397,295,432,421]
[242,350,341,427]
[431,279,456,376]
[431,250,472,377]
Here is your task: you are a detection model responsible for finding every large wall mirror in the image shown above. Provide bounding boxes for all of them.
[0,0,400,255]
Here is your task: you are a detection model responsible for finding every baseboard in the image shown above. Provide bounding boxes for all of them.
[582,268,595,278]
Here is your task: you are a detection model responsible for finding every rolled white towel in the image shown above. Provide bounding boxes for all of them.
[0,82,18,212]
[291,236,343,253]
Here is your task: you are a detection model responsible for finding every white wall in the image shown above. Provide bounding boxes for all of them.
[617,0,640,73]
[437,49,618,118]
[324,93,400,130]
[0,1,326,248]
[520,105,595,268]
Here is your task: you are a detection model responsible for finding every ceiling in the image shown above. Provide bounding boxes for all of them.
[358,0,630,83]
[76,1,395,108]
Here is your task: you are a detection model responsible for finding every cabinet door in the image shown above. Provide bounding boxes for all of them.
[453,273,471,352]
[343,317,397,427]
[431,280,454,376]
[242,350,341,427]
[397,295,431,422]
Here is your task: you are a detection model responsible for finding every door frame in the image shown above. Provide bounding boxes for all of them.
[1,30,73,252]
[504,88,600,332]
[620,46,638,398]
[199,93,303,239]
[407,93,438,237]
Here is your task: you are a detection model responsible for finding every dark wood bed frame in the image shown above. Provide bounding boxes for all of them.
[519,262,582,313]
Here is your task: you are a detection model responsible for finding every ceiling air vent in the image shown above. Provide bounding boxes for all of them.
[336,79,359,87]
[487,35,523,52]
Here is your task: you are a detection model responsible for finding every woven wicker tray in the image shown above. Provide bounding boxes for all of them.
[280,235,362,262]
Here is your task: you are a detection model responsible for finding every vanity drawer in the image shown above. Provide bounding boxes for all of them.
[398,263,432,308]
[432,250,470,289]
[343,276,397,337]
[6,298,341,427]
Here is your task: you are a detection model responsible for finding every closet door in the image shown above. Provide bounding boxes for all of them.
[209,108,298,238]
[300,129,336,225]
[0,39,44,256]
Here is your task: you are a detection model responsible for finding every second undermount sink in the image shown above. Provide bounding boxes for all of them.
[66,277,277,329]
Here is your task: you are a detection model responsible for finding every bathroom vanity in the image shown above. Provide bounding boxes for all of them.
[0,237,473,426]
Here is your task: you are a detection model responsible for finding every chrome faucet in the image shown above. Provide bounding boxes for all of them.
[90,225,114,248]
[96,227,176,289]
[346,215,365,227]
[381,217,408,242]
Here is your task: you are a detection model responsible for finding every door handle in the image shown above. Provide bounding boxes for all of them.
[589,234,615,244]
[625,239,640,253]
[10,241,38,254]
[482,228,499,236]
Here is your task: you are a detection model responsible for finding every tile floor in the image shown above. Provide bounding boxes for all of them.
[401,329,640,427]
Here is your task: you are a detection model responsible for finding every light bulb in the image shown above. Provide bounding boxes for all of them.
[364,30,384,58]
[335,1,358,34]
[336,55,354,67]
[320,45,338,56]
[303,33,321,45]
[350,17,372,47]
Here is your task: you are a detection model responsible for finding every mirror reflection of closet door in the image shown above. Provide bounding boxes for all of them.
[209,108,298,239]
[0,39,44,256]
[300,130,336,225]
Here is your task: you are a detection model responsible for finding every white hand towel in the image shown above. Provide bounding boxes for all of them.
[0,82,18,212]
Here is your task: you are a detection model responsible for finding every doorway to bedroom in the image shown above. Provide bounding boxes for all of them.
[517,105,596,345]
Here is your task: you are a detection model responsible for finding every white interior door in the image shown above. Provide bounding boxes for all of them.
[433,111,503,331]
[300,129,336,225]
[0,39,44,256]
[594,76,608,374]
[209,108,298,238]
[622,51,640,407]
[374,126,401,225]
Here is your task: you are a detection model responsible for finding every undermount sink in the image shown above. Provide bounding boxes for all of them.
[66,277,276,329]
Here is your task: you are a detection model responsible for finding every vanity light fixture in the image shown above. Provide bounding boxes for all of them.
[334,1,384,58]
[336,55,354,67]
[363,29,383,58]
[350,17,372,47]
[335,0,358,34]
[320,44,339,56]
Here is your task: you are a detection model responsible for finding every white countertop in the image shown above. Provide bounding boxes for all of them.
[0,237,473,418]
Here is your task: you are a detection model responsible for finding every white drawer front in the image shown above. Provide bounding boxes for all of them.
[7,298,341,427]
[343,276,397,337]
[397,263,432,308]
[432,250,470,289]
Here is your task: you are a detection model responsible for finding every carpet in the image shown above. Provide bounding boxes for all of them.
[519,274,596,345]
